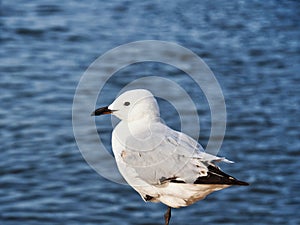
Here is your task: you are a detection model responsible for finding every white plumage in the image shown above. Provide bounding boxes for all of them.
[92,89,248,224]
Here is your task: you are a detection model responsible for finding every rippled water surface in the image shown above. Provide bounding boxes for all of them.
[1,1,299,224]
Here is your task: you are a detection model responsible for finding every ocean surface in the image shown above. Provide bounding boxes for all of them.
[1,1,299,224]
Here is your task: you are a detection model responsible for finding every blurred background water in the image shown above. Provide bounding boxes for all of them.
[1,0,299,224]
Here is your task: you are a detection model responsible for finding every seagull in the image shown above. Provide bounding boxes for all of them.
[91,89,248,225]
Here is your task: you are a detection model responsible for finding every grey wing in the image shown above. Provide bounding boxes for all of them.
[122,124,231,185]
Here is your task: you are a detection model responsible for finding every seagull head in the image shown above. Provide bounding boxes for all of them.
[91,89,160,122]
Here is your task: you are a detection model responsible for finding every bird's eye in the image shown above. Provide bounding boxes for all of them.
[124,101,130,106]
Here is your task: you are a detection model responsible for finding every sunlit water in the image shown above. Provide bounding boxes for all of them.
[1,1,299,224]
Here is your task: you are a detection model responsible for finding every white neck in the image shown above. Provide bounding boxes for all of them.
[127,116,160,136]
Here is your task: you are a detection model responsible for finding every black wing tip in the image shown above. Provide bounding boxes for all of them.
[234,180,249,186]
[194,175,249,186]
[194,165,249,186]
[224,178,249,186]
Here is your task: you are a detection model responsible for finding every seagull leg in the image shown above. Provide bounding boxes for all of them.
[164,206,171,225]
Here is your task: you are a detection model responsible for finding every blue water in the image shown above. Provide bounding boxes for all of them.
[1,1,299,224]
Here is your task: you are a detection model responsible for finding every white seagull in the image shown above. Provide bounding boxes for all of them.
[92,89,248,225]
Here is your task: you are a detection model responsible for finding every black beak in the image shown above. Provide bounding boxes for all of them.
[91,106,114,116]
